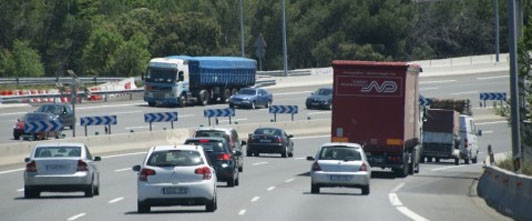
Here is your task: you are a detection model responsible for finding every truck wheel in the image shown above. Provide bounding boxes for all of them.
[223,89,231,103]
[148,102,155,107]
[178,95,186,107]
[311,184,320,194]
[408,162,414,175]
[454,157,460,165]
[199,90,209,106]
[361,185,370,195]
[427,157,433,163]
[464,158,470,164]
[472,156,478,164]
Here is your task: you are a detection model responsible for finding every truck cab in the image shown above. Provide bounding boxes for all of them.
[459,115,482,164]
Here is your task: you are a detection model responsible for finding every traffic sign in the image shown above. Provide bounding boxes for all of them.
[144,112,178,123]
[80,115,117,126]
[204,108,235,118]
[269,105,298,114]
[419,95,432,106]
[24,120,64,133]
[480,92,506,101]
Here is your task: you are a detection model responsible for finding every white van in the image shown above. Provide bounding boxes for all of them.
[459,115,482,164]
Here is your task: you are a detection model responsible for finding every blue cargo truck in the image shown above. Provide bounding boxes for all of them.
[143,56,256,107]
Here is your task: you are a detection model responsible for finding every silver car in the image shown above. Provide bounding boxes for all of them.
[307,142,371,195]
[132,145,217,213]
[23,143,101,198]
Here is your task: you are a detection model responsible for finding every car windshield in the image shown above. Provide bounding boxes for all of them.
[238,88,256,95]
[37,105,63,114]
[35,146,81,158]
[184,140,226,152]
[147,150,204,167]
[316,88,332,95]
[319,147,361,161]
[23,113,53,122]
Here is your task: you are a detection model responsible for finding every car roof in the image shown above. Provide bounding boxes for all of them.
[320,142,362,149]
[150,144,203,152]
[186,137,226,142]
[34,142,85,148]
[195,127,234,133]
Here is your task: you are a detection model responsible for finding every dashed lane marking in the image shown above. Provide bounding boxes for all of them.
[389,183,430,221]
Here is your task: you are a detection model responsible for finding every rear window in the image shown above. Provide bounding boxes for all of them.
[35,146,81,158]
[147,150,204,167]
[194,131,230,143]
[184,140,227,152]
[254,128,282,136]
[318,147,361,161]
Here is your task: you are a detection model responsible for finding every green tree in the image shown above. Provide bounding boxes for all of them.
[82,25,124,76]
[109,33,151,77]
[3,40,45,77]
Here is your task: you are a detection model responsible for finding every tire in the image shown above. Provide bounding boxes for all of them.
[148,102,155,107]
[178,95,186,107]
[266,100,272,108]
[246,151,252,157]
[394,167,408,178]
[14,134,20,140]
[227,177,236,187]
[288,151,294,158]
[408,162,414,175]
[361,185,370,195]
[472,156,478,164]
[311,184,320,194]
[281,147,288,158]
[223,89,231,103]
[84,184,94,197]
[254,152,260,157]
[94,184,100,196]
[235,176,240,186]
[24,187,39,199]
[454,157,460,165]
[465,158,470,164]
[199,90,209,106]
[427,157,433,163]
[328,104,332,110]
[306,104,312,110]
[206,196,217,212]
[239,165,243,172]
[137,201,150,213]
[435,158,440,163]
[251,101,256,109]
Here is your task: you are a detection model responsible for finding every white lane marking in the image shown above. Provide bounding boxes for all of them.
[238,210,247,216]
[109,197,124,204]
[390,183,430,221]
[267,186,276,191]
[125,126,150,129]
[477,75,508,80]
[432,165,465,171]
[285,178,295,183]
[251,196,260,202]
[451,91,478,95]
[0,168,24,175]
[482,130,494,134]
[420,80,455,84]
[420,87,438,91]
[17,188,24,192]
[102,152,146,159]
[476,121,506,125]
[67,213,86,221]
[389,193,403,206]
[114,168,130,172]
[307,111,330,116]
[396,207,430,221]
[295,157,306,160]
[252,162,268,166]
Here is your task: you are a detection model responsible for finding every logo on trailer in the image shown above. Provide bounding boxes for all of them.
[360,81,397,93]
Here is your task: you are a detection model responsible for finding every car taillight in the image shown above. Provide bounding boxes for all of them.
[311,161,321,171]
[464,139,469,148]
[26,161,37,172]
[359,162,368,172]
[195,166,213,180]
[216,153,231,161]
[139,168,156,182]
[77,160,89,171]
[277,137,284,143]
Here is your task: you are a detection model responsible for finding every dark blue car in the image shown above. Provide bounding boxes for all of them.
[228,88,272,109]
[305,87,333,110]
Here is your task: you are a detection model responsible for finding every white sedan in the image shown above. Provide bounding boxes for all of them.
[23,142,101,198]
[307,142,371,195]
[132,145,217,213]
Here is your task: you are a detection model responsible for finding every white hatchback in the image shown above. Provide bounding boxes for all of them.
[307,142,371,195]
[132,145,217,213]
[23,142,101,198]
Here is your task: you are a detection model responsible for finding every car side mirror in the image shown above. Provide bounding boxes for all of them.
[24,157,30,163]
[241,140,247,146]
[306,156,315,161]
[132,165,141,172]
[93,156,102,161]
[288,135,294,138]
[477,130,482,136]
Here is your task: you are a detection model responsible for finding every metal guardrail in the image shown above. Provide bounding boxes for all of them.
[0,77,127,86]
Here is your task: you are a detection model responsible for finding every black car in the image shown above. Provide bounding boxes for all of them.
[193,127,246,172]
[13,112,61,140]
[184,137,241,187]
[305,87,333,110]
[247,127,294,158]
[35,103,75,129]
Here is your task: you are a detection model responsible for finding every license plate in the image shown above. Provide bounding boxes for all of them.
[370,157,384,163]
[45,164,68,170]
[259,139,271,142]
[330,175,350,181]
[162,187,188,195]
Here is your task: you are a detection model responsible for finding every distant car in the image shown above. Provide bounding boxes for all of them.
[307,143,371,195]
[306,87,333,110]
[228,88,272,109]
[132,145,217,213]
[247,127,294,158]
[35,103,75,129]
[23,142,102,198]
[184,137,241,187]
[13,112,61,140]
[193,127,246,172]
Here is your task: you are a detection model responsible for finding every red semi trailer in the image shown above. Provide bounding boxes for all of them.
[331,61,422,177]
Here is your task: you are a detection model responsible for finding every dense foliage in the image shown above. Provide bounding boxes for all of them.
[0,0,530,77]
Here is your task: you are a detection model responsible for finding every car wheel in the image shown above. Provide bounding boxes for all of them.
[24,187,39,199]
[288,152,293,158]
[14,134,20,140]
[454,157,460,165]
[266,100,271,108]
[235,176,240,186]
[465,157,470,164]
[94,183,100,196]
[251,101,256,109]
[246,151,252,157]
[328,104,333,110]
[472,156,478,164]
[254,152,260,157]
[311,184,320,194]
[361,185,370,195]
[306,104,311,110]
[281,147,288,158]
[148,102,155,107]
[85,185,94,197]
[420,156,425,163]
[178,95,186,107]
[227,177,236,187]
[435,157,440,163]
[206,196,217,212]
[238,165,243,172]
[138,201,151,213]
[229,103,235,109]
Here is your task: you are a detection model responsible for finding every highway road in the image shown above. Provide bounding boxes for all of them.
[0,70,514,220]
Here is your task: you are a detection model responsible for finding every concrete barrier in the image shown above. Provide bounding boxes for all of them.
[0,118,331,167]
[478,165,532,221]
